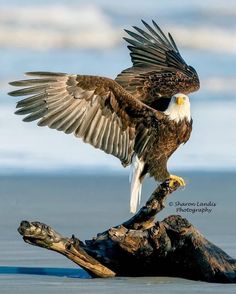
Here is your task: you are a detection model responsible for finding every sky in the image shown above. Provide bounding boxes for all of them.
[0,0,235,174]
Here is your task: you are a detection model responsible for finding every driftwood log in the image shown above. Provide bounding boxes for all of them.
[18,179,236,283]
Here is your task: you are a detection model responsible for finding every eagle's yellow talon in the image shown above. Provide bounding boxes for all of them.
[169,175,186,187]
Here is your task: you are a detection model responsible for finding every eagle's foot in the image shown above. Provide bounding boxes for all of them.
[169,175,186,188]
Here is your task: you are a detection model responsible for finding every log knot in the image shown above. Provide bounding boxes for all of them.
[163,215,192,234]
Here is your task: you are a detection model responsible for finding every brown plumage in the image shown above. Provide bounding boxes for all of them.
[116,20,200,108]
[8,20,197,213]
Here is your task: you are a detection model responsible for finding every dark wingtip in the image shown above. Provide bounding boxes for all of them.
[8,90,19,96]
[14,109,23,115]
[124,29,131,35]
[25,71,43,76]
[9,80,27,87]
[123,36,135,43]
[9,81,17,86]
[25,71,66,77]
[25,71,44,76]
[141,19,148,26]
[168,32,179,52]
[152,19,157,26]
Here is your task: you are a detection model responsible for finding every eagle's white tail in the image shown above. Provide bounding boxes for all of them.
[129,155,145,214]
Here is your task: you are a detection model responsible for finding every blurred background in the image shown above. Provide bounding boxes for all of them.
[0,0,236,175]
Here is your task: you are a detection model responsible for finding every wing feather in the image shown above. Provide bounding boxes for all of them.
[83,106,101,143]
[9,72,163,166]
[123,22,184,69]
[96,116,108,150]
[56,101,81,131]
[115,20,200,102]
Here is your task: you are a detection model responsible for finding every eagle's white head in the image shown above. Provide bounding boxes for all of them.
[164,93,191,123]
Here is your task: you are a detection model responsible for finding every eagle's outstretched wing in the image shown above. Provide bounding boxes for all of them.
[9,72,163,166]
[115,20,200,104]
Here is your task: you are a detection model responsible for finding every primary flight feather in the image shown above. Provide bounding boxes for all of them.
[8,20,199,213]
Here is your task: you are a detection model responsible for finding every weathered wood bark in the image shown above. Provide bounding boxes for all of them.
[18,179,236,283]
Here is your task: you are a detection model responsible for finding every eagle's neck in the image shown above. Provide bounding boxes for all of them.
[164,100,191,123]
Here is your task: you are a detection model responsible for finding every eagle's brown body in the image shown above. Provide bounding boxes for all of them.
[142,118,192,181]
[8,20,199,212]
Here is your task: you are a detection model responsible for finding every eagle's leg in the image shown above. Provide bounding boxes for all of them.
[169,174,186,188]
[122,178,181,230]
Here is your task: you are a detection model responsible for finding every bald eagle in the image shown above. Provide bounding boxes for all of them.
[8,20,199,213]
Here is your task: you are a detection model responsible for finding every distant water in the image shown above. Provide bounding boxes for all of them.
[0,0,236,173]
[0,173,236,293]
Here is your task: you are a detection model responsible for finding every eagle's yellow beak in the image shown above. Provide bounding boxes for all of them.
[176,96,185,105]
